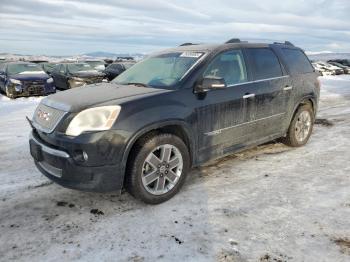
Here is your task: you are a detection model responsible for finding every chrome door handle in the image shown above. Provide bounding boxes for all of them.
[283,85,293,91]
[243,93,255,99]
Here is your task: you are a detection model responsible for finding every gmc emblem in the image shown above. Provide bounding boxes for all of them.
[37,109,50,121]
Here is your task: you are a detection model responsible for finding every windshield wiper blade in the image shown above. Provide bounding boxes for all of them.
[125,82,148,87]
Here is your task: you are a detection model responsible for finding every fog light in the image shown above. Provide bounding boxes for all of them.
[73,150,88,162]
[83,151,88,161]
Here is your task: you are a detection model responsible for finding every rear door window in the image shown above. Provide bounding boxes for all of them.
[247,48,283,80]
[203,49,247,86]
[281,48,314,74]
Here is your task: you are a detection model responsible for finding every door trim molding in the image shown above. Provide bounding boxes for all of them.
[227,75,289,88]
[204,112,285,136]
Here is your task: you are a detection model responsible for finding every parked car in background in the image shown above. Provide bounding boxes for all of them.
[80,60,105,72]
[29,60,48,64]
[328,59,350,67]
[41,62,58,75]
[104,59,114,68]
[0,62,55,98]
[315,61,343,75]
[312,62,333,76]
[327,61,350,74]
[51,63,105,90]
[29,39,320,204]
[103,60,136,81]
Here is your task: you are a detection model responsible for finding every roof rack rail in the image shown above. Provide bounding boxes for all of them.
[179,43,196,46]
[273,41,294,46]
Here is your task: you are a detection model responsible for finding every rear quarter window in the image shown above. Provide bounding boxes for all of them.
[247,48,283,80]
[281,48,314,74]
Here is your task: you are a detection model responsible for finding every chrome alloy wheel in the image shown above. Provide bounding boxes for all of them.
[141,144,183,195]
[295,110,312,142]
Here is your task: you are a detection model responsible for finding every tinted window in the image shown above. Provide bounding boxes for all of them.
[203,50,247,86]
[282,48,314,74]
[248,48,282,80]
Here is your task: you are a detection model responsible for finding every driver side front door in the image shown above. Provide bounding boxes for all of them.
[195,49,256,163]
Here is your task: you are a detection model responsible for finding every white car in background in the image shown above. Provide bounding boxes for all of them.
[314,61,343,75]
[312,62,333,76]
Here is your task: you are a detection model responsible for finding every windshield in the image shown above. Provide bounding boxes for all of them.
[68,63,96,73]
[113,52,205,88]
[8,63,45,75]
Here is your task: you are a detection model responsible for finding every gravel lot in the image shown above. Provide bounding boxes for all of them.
[0,76,350,262]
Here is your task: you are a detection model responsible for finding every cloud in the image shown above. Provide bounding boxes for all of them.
[0,0,349,55]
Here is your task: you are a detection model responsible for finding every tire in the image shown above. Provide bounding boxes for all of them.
[125,133,190,204]
[282,103,314,147]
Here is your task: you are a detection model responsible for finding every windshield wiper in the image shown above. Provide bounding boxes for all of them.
[125,82,149,87]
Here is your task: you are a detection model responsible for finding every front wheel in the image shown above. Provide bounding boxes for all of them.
[125,133,190,204]
[282,103,314,147]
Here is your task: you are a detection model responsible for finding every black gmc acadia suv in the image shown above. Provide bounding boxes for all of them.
[29,39,320,204]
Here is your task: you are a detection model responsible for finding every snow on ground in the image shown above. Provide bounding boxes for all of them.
[0,76,350,262]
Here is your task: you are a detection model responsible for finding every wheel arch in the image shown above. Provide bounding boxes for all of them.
[290,95,317,121]
[120,120,196,186]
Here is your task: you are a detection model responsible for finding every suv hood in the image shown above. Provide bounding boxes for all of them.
[41,82,171,112]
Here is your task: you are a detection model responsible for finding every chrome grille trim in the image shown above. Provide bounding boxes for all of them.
[32,103,67,133]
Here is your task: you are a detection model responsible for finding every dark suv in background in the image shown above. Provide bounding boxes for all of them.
[0,62,56,98]
[51,63,105,89]
[29,39,320,204]
[103,60,136,81]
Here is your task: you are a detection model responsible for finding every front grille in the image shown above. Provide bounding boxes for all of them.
[23,80,45,95]
[33,103,67,133]
[85,76,104,84]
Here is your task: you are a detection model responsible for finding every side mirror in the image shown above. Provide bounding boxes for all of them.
[195,76,227,93]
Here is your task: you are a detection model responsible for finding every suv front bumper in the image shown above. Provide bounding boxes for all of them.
[29,131,123,192]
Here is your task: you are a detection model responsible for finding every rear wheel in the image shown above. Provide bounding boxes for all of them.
[282,103,314,147]
[126,133,190,204]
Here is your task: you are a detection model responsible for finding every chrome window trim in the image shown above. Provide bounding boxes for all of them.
[30,132,70,158]
[180,52,208,81]
[204,112,285,136]
[227,75,290,88]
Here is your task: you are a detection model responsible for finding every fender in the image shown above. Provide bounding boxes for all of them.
[287,94,317,128]
[119,119,196,182]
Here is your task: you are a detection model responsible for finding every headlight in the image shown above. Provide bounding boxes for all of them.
[46,78,54,83]
[9,78,22,85]
[65,106,121,136]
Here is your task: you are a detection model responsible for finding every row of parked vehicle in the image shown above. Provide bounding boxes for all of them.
[0,58,136,98]
[312,59,350,76]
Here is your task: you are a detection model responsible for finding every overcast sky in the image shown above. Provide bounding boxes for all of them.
[0,0,349,55]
